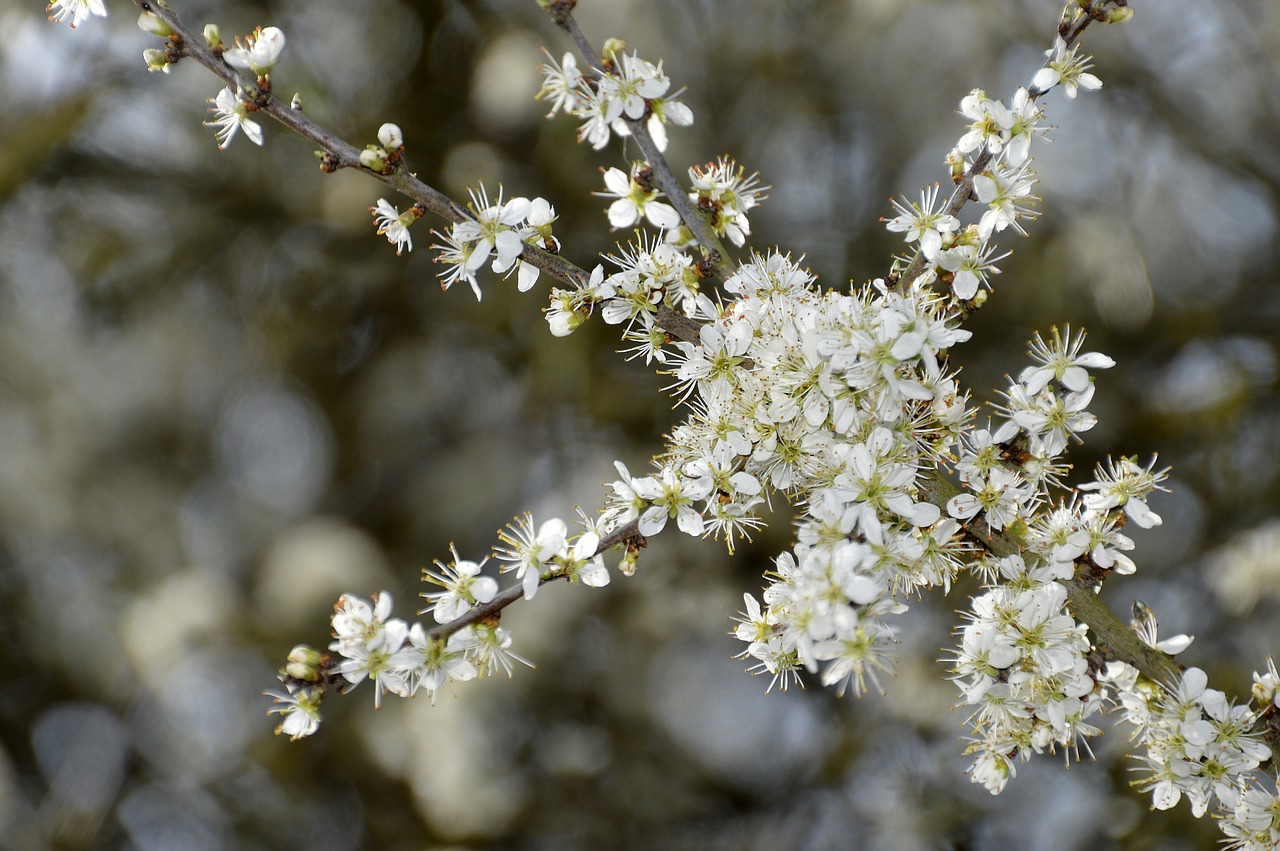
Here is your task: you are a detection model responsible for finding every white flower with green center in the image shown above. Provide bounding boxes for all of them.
[1033,37,1103,99]
[883,184,959,260]
[495,514,568,600]
[203,87,264,149]
[370,199,419,256]
[632,465,712,536]
[224,26,286,76]
[597,166,680,230]
[265,686,322,740]
[422,545,499,623]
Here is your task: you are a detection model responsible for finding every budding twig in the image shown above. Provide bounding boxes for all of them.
[550,12,737,282]
[891,1,1113,293]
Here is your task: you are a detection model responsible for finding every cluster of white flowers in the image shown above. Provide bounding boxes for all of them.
[883,71,1068,302]
[432,186,558,299]
[265,512,612,738]
[538,48,693,152]
[1105,665,1273,823]
[265,584,542,739]
[562,251,974,692]
[952,554,1101,794]
[671,157,767,249]
[76,2,1279,840]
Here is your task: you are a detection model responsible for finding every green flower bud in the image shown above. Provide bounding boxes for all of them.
[143,48,170,74]
[359,146,388,172]
[284,645,324,681]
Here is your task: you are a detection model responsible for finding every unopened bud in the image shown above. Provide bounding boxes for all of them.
[602,37,626,63]
[377,123,403,150]
[548,305,586,337]
[359,145,388,172]
[143,48,170,74]
[138,12,172,37]
[1103,6,1135,23]
[618,547,639,577]
[285,645,324,681]
[946,148,966,184]
[203,24,222,49]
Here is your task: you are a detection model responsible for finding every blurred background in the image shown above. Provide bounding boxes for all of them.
[2,0,1278,848]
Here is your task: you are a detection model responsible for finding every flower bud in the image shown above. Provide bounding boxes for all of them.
[1103,7,1135,23]
[359,146,388,172]
[285,644,324,681]
[377,123,403,150]
[203,24,222,49]
[143,48,170,74]
[547,308,585,337]
[618,546,639,577]
[138,12,172,37]
[602,37,626,63]
[946,148,966,184]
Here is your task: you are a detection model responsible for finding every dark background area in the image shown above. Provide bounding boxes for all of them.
[2,0,1279,848]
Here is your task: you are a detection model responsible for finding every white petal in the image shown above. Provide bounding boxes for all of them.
[644,202,681,230]
[608,199,639,228]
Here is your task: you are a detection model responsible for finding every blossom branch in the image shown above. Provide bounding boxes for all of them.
[421,518,643,641]
[917,469,1183,687]
[548,10,736,281]
[130,2,584,294]
[891,0,1122,292]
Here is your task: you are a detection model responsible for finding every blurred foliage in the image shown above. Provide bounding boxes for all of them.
[1,0,1279,849]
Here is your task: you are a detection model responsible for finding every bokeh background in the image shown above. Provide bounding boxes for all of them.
[2,0,1279,848]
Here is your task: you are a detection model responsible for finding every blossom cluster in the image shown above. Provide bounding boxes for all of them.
[432,187,559,299]
[952,554,1101,794]
[64,1,1278,841]
[264,514,609,739]
[1103,664,1276,843]
[577,251,975,693]
[538,48,693,152]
